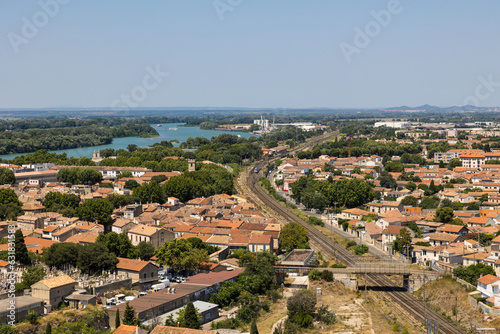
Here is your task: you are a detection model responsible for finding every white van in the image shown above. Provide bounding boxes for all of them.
[158,279,171,287]
[151,283,166,292]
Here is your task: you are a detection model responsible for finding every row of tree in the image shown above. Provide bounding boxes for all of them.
[0,122,158,155]
[291,176,375,210]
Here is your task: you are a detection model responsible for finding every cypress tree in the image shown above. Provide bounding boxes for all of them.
[181,302,201,329]
[45,323,52,334]
[115,309,121,328]
[15,229,31,265]
[123,302,136,325]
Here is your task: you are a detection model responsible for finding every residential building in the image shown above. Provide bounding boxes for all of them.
[31,275,77,312]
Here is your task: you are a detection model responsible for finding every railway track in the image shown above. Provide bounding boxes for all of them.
[245,159,466,334]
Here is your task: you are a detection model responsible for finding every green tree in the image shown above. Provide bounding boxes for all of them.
[115,309,120,329]
[405,181,416,192]
[448,158,462,169]
[250,319,259,334]
[287,289,316,328]
[75,199,114,226]
[122,302,138,325]
[77,167,103,185]
[117,170,133,179]
[180,302,201,329]
[419,195,440,209]
[384,161,404,172]
[17,266,45,290]
[0,167,15,185]
[134,181,165,204]
[279,222,309,252]
[379,175,397,189]
[155,239,208,273]
[45,323,52,334]
[399,228,412,254]
[316,304,336,325]
[401,196,418,207]
[77,243,118,275]
[308,269,320,281]
[0,188,22,206]
[96,232,135,258]
[453,263,495,285]
[26,309,40,325]
[15,229,31,265]
[135,241,155,261]
[124,179,140,190]
[44,242,81,269]
[435,207,454,224]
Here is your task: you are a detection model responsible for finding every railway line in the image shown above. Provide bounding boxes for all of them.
[244,154,466,333]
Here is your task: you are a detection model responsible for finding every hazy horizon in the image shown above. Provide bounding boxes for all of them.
[2,1,500,109]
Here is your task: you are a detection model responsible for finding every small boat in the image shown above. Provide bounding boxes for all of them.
[168,127,178,131]
[156,124,162,127]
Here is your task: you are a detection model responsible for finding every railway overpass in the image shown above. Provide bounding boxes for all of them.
[275,262,440,291]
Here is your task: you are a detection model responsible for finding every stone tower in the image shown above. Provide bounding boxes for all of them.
[188,159,196,172]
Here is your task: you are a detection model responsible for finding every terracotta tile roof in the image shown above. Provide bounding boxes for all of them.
[23,237,58,254]
[427,233,460,242]
[249,234,272,245]
[128,224,159,236]
[477,274,500,286]
[469,217,491,225]
[116,257,157,272]
[113,325,140,334]
[382,226,406,235]
[365,222,382,235]
[42,225,59,232]
[150,325,216,334]
[463,252,491,260]
[436,224,466,233]
[33,275,75,289]
[65,230,100,244]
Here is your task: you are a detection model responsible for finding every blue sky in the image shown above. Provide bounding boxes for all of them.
[1,0,500,109]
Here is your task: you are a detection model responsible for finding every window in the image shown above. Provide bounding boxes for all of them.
[494,286,499,294]
[151,272,154,278]
[144,273,147,279]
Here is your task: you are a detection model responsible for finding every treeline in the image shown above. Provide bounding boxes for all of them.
[133,164,234,203]
[291,176,375,210]
[298,137,422,159]
[6,125,328,169]
[0,121,158,155]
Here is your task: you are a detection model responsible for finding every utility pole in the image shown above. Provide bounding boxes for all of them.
[423,274,427,328]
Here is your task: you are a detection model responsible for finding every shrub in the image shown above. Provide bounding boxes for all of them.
[320,270,333,282]
[354,244,369,255]
[308,269,320,281]
[316,304,337,325]
[211,318,239,329]
[308,216,324,227]
[346,240,357,248]
[392,322,400,331]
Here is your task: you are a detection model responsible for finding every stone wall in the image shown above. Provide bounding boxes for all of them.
[86,278,132,296]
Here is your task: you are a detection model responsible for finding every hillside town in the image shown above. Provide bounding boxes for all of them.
[4,119,500,333]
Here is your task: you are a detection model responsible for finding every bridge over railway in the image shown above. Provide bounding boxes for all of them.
[275,262,437,276]
[275,262,440,290]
